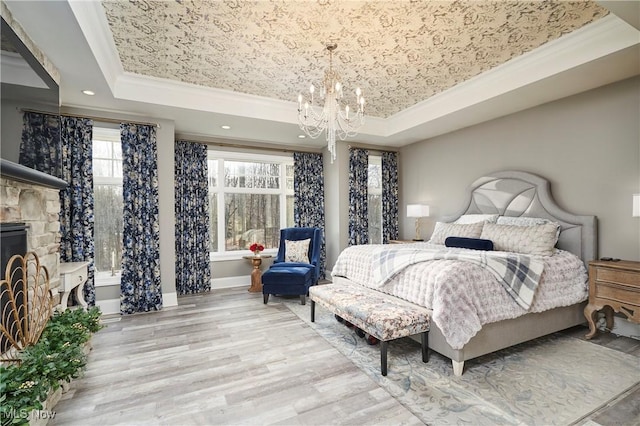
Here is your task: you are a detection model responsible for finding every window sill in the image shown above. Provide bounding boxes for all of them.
[95,271,121,288]
[210,250,277,262]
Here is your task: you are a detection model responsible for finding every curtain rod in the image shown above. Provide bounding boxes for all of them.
[19,108,160,129]
[175,134,321,155]
[204,141,319,155]
[348,144,398,154]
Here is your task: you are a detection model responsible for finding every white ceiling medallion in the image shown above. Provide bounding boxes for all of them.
[297,43,365,163]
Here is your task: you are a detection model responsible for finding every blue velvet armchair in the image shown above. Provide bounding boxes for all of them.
[262,227,322,305]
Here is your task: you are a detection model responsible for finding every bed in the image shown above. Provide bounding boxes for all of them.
[331,170,597,375]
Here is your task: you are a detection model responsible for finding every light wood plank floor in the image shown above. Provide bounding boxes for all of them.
[51,288,423,425]
[51,287,639,425]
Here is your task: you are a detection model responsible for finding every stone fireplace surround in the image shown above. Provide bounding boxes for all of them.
[0,159,67,299]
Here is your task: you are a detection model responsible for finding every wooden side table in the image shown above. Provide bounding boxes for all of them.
[584,259,640,339]
[242,255,273,293]
[59,261,89,310]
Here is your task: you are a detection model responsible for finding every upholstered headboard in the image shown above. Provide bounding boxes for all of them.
[441,171,597,265]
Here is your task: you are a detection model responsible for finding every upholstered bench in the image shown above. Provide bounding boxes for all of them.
[309,282,430,376]
[262,266,313,305]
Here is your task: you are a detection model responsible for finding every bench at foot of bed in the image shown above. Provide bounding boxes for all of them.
[309,282,430,376]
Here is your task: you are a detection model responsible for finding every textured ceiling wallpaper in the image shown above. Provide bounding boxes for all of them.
[101,1,608,118]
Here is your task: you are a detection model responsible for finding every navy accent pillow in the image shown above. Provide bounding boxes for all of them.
[445,237,494,251]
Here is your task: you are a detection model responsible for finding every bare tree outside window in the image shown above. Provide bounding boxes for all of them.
[92,128,123,283]
[208,154,293,255]
[368,155,382,244]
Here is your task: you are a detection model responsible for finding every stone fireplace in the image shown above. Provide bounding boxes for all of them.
[0,161,67,299]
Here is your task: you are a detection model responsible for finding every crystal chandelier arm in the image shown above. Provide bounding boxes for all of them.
[297,42,365,163]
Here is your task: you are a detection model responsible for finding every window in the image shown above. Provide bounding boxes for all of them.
[368,155,382,244]
[208,151,294,258]
[92,127,123,284]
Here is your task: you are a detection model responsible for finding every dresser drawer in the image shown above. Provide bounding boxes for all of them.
[594,282,640,307]
[59,263,88,292]
[595,268,640,288]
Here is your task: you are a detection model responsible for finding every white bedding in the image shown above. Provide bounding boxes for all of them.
[331,243,588,350]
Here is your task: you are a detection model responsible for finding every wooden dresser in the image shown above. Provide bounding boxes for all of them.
[584,260,640,339]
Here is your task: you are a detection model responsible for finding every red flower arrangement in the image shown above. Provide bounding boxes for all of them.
[249,243,264,255]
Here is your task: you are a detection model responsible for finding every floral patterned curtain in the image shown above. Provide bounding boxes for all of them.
[20,113,96,306]
[381,151,399,243]
[59,117,96,306]
[348,148,369,246]
[174,140,211,295]
[19,112,62,178]
[293,152,326,279]
[120,123,163,314]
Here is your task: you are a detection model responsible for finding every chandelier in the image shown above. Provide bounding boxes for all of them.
[297,43,365,163]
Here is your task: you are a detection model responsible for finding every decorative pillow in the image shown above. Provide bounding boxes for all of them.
[496,216,561,239]
[480,223,559,256]
[285,238,311,263]
[454,214,499,224]
[429,222,484,245]
[445,237,494,251]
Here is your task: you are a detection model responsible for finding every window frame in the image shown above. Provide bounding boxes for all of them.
[208,150,294,261]
[92,126,123,287]
[92,127,122,185]
[367,154,383,244]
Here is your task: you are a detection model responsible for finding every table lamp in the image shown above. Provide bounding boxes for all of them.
[407,204,430,241]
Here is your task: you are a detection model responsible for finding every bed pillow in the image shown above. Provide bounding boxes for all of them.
[480,223,559,256]
[454,214,499,224]
[445,237,494,251]
[496,216,561,239]
[285,238,310,263]
[429,221,484,245]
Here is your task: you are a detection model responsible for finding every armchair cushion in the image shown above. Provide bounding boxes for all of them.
[270,262,313,269]
[273,227,323,284]
[285,238,310,263]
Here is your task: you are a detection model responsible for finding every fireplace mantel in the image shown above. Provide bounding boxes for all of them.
[0,159,67,189]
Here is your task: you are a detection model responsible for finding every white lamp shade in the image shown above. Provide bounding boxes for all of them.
[407,204,430,218]
[633,194,640,217]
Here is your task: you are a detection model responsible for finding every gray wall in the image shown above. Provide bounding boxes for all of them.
[1,98,57,162]
[399,76,640,262]
[324,142,351,272]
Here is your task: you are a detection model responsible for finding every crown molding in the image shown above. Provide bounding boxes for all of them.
[388,14,640,135]
[67,0,122,92]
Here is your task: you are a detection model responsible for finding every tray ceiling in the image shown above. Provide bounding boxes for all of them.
[101,0,609,119]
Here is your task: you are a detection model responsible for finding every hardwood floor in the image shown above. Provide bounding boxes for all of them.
[51,287,639,425]
[51,288,423,425]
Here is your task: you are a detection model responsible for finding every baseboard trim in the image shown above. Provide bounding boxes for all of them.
[96,298,120,315]
[96,291,179,315]
[163,292,178,307]
[212,275,250,289]
[611,317,640,340]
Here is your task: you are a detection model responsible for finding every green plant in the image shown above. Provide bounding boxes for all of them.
[0,307,103,425]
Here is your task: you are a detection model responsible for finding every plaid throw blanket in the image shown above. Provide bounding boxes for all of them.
[372,248,544,310]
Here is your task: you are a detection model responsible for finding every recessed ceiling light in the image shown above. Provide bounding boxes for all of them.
[221,125,231,130]
[298,134,306,139]
[82,90,95,96]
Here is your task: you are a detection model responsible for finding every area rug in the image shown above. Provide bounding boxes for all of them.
[284,299,640,425]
